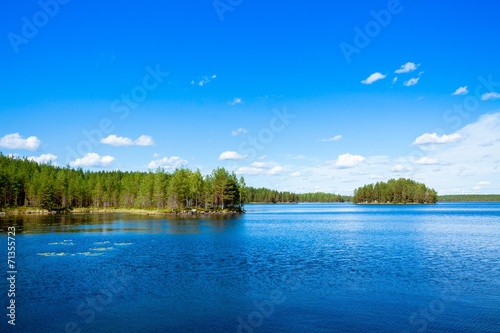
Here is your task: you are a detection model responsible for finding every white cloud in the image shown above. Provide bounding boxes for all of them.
[147,156,187,170]
[481,92,500,101]
[321,135,342,142]
[413,132,462,145]
[404,77,420,87]
[218,151,248,160]
[391,164,412,173]
[101,135,133,146]
[452,86,469,96]
[147,158,182,170]
[290,171,301,177]
[268,166,284,175]
[477,181,491,185]
[28,153,57,164]
[0,133,41,151]
[361,72,386,84]
[231,128,248,136]
[101,134,154,147]
[414,157,440,165]
[335,153,365,168]
[228,97,242,105]
[392,77,398,84]
[395,62,419,74]
[69,153,115,167]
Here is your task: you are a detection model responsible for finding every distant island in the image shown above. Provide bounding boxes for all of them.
[353,178,438,204]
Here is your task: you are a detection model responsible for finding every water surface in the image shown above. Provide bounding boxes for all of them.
[1,203,499,332]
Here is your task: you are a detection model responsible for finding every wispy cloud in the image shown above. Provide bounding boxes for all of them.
[452,86,469,96]
[335,153,365,168]
[268,166,284,175]
[134,135,154,146]
[361,72,386,85]
[391,164,412,173]
[0,133,41,151]
[231,128,248,136]
[191,74,217,86]
[403,77,420,87]
[414,157,440,165]
[395,62,419,74]
[392,77,398,84]
[236,162,286,176]
[147,156,187,170]
[218,151,248,160]
[69,153,115,167]
[321,135,342,142]
[101,135,154,147]
[236,166,265,175]
[228,97,242,105]
[481,92,500,100]
[413,132,462,145]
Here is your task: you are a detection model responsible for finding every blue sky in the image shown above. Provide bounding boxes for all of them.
[1,0,500,194]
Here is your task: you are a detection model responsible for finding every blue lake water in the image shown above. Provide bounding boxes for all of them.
[1,203,499,332]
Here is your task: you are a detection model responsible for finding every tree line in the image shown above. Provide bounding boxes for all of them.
[0,154,245,212]
[438,195,500,202]
[353,178,438,204]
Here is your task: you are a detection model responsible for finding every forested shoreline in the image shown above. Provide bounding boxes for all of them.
[0,154,245,213]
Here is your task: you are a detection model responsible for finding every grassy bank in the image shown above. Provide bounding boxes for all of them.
[0,206,244,216]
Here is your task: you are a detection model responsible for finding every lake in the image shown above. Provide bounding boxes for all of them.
[1,203,499,332]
